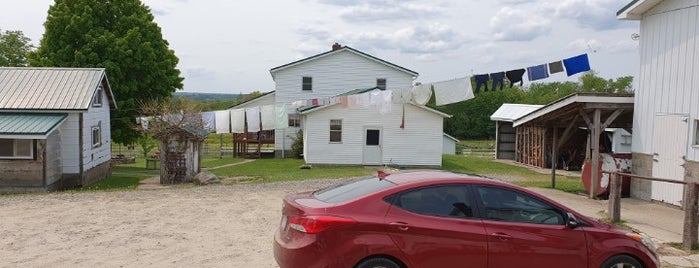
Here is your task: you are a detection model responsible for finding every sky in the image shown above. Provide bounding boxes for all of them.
[0,0,641,94]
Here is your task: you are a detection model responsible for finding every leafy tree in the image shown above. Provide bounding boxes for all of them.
[579,71,633,93]
[0,29,33,66]
[30,0,184,144]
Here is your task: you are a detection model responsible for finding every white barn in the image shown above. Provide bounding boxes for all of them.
[268,43,450,166]
[618,0,699,206]
[0,67,116,193]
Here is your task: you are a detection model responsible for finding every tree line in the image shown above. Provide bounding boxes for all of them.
[433,72,633,140]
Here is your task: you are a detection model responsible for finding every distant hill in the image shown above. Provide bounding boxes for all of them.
[174,92,244,101]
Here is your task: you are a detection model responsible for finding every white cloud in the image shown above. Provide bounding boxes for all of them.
[337,2,446,22]
[568,38,603,52]
[551,0,631,30]
[490,7,551,41]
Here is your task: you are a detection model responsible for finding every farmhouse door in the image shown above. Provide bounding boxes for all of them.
[363,127,382,165]
[651,114,687,207]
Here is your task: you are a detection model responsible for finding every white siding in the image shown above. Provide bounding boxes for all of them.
[273,50,416,151]
[443,135,457,155]
[303,103,444,167]
[634,0,699,162]
[82,91,112,170]
[60,114,80,174]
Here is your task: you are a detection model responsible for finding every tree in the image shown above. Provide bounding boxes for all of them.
[30,0,184,144]
[0,29,33,66]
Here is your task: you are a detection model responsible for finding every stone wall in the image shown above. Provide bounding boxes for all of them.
[631,152,653,200]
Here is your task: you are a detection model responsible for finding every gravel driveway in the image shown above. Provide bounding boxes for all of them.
[0,178,350,268]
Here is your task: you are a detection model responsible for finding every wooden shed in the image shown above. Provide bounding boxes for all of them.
[490,104,543,160]
[153,126,207,184]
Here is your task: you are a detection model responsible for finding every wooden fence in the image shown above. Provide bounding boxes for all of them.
[606,171,698,250]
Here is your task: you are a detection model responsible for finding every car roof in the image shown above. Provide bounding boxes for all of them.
[384,170,499,186]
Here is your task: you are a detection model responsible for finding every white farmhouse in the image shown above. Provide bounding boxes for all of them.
[259,43,450,167]
[0,67,116,193]
[618,0,699,206]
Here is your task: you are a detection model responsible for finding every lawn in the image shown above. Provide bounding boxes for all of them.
[98,152,584,193]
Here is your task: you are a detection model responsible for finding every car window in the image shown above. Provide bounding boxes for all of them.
[476,186,565,225]
[390,185,475,219]
[314,176,395,203]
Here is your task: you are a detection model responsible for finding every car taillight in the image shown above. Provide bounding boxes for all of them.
[287,215,356,234]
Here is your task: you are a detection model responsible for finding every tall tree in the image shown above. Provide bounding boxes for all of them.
[0,29,33,66]
[30,0,184,144]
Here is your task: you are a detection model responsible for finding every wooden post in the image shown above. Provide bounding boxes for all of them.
[590,109,601,199]
[608,172,621,222]
[683,182,699,250]
[551,127,557,189]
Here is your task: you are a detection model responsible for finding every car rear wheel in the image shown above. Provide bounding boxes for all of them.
[601,255,644,268]
[355,257,401,268]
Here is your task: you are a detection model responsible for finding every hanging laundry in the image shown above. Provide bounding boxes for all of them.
[549,61,564,74]
[275,104,288,129]
[489,72,505,91]
[391,88,413,104]
[432,77,475,106]
[473,74,490,93]
[214,110,231,133]
[412,83,432,105]
[379,90,393,114]
[246,106,261,132]
[201,111,216,131]
[563,53,591,76]
[230,108,246,133]
[527,64,549,81]
[260,105,275,131]
[358,92,372,108]
[506,69,526,88]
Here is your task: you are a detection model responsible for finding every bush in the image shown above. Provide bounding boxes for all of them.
[291,130,303,158]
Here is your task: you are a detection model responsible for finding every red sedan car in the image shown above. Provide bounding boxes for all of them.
[273,171,658,268]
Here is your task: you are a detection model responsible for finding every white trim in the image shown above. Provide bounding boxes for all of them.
[0,138,34,159]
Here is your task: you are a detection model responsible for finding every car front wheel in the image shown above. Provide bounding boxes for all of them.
[601,255,644,268]
[355,257,401,268]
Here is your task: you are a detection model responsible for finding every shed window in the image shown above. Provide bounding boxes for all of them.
[92,122,102,147]
[302,77,313,91]
[288,114,300,127]
[330,119,342,143]
[377,78,387,90]
[92,86,103,107]
[0,139,34,159]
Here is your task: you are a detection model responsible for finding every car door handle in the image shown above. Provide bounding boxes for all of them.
[490,232,512,241]
[389,222,409,231]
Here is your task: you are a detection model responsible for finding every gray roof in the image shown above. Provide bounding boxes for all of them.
[0,67,116,110]
[0,113,67,138]
[490,103,544,122]
[617,0,663,19]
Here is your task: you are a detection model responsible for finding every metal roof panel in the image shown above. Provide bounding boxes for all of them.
[0,113,67,136]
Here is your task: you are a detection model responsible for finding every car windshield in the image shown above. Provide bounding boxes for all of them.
[314,176,396,203]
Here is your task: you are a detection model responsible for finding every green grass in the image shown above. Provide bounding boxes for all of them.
[458,139,495,149]
[442,155,584,193]
[209,158,376,182]
[94,144,585,193]
[81,158,160,191]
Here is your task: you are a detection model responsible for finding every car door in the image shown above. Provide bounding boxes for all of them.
[384,184,488,267]
[474,185,587,268]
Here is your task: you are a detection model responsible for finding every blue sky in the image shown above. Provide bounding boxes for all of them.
[0,0,640,94]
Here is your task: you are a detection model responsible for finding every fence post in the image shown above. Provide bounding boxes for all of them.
[608,172,621,222]
[683,182,699,250]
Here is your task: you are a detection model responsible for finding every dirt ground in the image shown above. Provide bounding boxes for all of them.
[0,178,345,268]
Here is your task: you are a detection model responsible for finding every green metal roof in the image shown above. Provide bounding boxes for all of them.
[0,113,67,136]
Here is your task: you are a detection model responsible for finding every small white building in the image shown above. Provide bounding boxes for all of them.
[443,133,459,155]
[618,0,699,206]
[299,88,450,167]
[0,67,116,193]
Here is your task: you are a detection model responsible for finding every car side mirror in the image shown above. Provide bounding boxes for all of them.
[566,213,579,229]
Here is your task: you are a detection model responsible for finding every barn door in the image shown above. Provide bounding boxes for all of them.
[363,127,382,165]
[651,114,688,207]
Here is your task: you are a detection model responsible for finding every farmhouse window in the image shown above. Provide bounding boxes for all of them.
[288,114,301,127]
[0,139,33,159]
[377,78,387,90]
[695,119,699,145]
[302,77,313,91]
[92,86,103,107]
[92,122,102,147]
[330,119,342,142]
